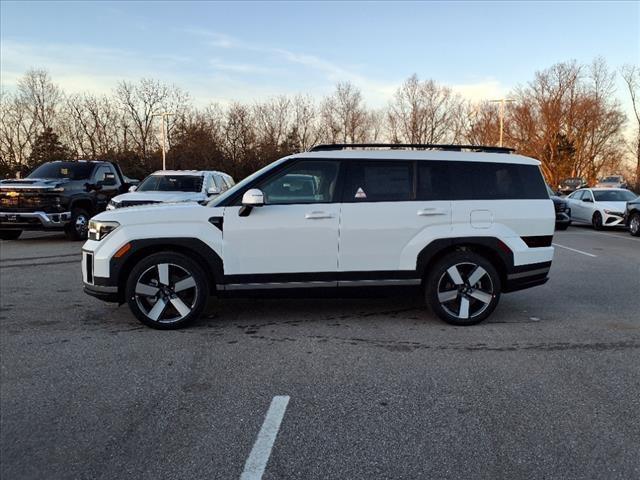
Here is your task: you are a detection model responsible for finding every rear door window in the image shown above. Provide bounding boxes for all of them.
[343,162,413,202]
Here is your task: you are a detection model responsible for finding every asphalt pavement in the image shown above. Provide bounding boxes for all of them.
[1,226,639,479]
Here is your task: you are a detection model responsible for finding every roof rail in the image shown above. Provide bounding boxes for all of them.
[308,143,515,154]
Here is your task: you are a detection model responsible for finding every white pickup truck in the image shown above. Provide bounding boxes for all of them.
[106,170,234,210]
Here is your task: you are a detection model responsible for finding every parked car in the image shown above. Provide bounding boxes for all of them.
[565,188,638,230]
[596,175,627,189]
[106,170,235,210]
[546,184,571,230]
[0,160,130,240]
[558,177,588,196]
[82,143,555,328]
[624,195,640,236]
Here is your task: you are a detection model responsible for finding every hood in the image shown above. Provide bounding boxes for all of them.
[596,201,627,212]
[112,190,206,204]
[0,178,70,191]
[94,201,219,225]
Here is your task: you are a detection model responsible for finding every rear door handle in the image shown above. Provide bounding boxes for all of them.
[418,208,448,216]
[305,211,334,220]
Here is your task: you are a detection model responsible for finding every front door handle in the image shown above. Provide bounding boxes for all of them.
[305,211,334,220]
[418,208,448,216]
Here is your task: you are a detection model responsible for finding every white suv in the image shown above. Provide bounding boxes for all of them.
[106,170,234,210]
[82,144,555,328]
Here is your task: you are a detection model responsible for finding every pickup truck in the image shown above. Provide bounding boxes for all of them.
[0,160,131,240]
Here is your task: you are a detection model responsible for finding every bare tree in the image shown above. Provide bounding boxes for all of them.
[0,91,37,171]
[17,69,62,133]
[388,75,466,144]
[115,79,189,160]
[508,60,625,186]
[621,64,640,189]
[320,82,371,143]
[289,94,320,151]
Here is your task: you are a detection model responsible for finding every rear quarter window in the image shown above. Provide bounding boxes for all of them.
[417,161,548,201]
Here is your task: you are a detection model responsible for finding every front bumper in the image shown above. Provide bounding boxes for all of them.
[603,212,625,227]
[0,211,71,230]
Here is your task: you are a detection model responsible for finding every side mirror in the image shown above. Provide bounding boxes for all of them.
[128,185,137,192]
[239,188,264,217]
[242,189,265,207]
[85,182,101,192]
[207,186,220,196]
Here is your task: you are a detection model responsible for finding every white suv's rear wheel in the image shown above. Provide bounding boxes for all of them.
[426,251,501,326]
[125,252,208,329]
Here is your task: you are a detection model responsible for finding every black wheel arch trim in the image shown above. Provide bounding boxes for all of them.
[105,238,223,300]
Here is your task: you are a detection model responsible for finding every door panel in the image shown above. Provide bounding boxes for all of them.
[338,201,451,272]
[222,159,341,278]
[223,204,339,275]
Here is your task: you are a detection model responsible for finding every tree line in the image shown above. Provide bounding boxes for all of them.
[1,58,638,189]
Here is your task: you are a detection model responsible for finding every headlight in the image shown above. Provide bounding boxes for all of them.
[106,200,119,210]
[88,220,119,241]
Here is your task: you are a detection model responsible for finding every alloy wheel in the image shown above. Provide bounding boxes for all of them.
[631,214,640,235]
[436,262,495,320]
[75,215,88,237]
[134,263,198,323]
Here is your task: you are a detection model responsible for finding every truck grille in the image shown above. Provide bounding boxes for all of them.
[554,202,567,213]
[0,192,61,213]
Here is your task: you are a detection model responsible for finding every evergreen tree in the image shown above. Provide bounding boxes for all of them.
[27,127,72,168]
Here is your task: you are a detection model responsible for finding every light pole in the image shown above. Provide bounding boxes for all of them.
[489,99,515,147]
[152,112,174,170]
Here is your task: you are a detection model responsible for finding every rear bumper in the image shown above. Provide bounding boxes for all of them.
[0,211,71,230]
[503,261,552,293]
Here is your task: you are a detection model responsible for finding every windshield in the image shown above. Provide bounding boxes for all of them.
[27,162,94,180]
[209,156,291,206]
[593,190,637,202]
[137,174,203,192]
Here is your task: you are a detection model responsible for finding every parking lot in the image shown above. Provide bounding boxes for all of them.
[1,226,639,479]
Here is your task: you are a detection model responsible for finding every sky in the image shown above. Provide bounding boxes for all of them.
[1,0,638,111]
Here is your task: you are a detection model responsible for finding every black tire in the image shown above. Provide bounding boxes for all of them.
[125,251,209,329]
[556,223,569,231]
[0,230,22,240]
[425,251,501,326]
[629,212,640,237]
[592,211,603,231]
[64,208,90,240]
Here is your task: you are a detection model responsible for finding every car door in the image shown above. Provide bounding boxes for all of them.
[93,165,122,211]
[567,190,583,220]
[222,159,341,280]
[581,189,596,221]
[337,160,451,279]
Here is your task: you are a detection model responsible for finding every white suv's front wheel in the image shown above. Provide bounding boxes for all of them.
[426,251,501,326]
[125,252,209,329]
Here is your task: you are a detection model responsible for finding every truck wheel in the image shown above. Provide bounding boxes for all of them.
[0,230,22,240]
[425,251,501,326]
[125,252,209,329]
[64,208,90,240]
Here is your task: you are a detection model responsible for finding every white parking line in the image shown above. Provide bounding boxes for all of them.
[240,395,290,480]
[552,243,598,258]
[590,231,640,242]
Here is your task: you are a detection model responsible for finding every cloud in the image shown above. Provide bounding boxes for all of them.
[450,79,508,102]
